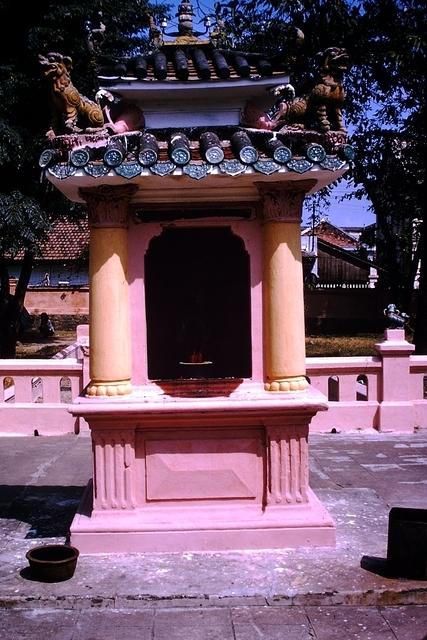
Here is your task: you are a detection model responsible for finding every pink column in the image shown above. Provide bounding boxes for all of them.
[256,180,315,391]
[79,185,137,397]
[375,328,415,432]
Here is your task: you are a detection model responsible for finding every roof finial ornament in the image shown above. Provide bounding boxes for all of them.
[160,1,211,42]
[177,1,195,37]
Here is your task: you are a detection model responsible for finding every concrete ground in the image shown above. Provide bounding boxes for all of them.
[0,431,426,639]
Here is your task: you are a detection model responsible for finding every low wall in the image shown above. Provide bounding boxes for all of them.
[1,329,426,436]
[305,289,416,333]
[18,286,89,315]
[0,359,84,436]
[19,286,413,334]
[307,354,427,433]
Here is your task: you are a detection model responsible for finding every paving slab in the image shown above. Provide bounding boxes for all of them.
[73,608,155,640]
[154,608,234,640]
[379,604,427,640]
[231,606,311,640]
[305,605,397,640]
[0,605,426,640]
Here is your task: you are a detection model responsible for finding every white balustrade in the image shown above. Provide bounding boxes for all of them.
[1,330,426,435]
[0,359,84,436]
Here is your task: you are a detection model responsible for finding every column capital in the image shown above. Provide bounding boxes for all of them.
[80,185,138,228]
[256,180,315,223]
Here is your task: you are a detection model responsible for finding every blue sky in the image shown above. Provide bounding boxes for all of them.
[304,183,375,229]
[163,1,375,230]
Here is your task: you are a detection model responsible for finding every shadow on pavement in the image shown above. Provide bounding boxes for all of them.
[360,554,390,578]
[0,485,84,538]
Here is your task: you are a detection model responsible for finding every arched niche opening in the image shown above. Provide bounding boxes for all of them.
[60,376,72,403]
[328,376,339,402]
[356,374,368,401]
[3,377,14,403]
[145,226,252,381]
[32,377,43,403]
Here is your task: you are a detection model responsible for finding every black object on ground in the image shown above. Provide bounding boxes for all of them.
[26,544,79,582]
[387,507,427,580]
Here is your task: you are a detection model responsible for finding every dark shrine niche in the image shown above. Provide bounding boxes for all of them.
[145,227,252,381]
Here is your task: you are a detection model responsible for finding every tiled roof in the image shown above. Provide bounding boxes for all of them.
[97,44,287,85]
[42,127,352,182]
[39,218,89,261]
[309,220,360,250]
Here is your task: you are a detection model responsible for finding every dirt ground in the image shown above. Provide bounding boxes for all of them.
[15,329,77,359]
[305,333,389,357]
[14,330,391,359]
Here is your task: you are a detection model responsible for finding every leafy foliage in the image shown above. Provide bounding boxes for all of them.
[0,0,167,356]
[0,0,168,240]
[218,0,426,348]
[0,192,49,258]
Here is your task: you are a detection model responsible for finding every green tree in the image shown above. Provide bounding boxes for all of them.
[0,0,166,356]
[216,0,426,350]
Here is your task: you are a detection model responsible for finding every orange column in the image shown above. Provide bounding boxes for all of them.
[257,181,314,392]
[80,185,137,397]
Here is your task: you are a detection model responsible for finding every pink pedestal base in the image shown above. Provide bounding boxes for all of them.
[378,403,415,433]
[376,330,416,433]
[70,385,335,553]
[71,484,334,553]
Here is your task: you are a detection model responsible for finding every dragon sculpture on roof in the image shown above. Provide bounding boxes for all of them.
[241,47,350,134]
[39,52,144,140]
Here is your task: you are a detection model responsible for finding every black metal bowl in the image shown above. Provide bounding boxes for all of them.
[26,544,79,582]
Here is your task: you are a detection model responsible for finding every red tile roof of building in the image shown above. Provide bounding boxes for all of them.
[303,220,359,250]
[39,218,89,261]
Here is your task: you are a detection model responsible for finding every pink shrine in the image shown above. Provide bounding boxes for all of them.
[39,4,354,553]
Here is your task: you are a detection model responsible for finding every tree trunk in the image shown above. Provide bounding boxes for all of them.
[374,212,413,309]
[414,223,427,354]
[0,251,34,358]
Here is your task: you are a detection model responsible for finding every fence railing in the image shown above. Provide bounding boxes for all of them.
[311,282,371,289]
[1,330,426,436]
[307,354,427,432]
[0,359,84,436]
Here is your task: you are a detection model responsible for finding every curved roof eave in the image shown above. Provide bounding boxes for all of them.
[99,74,290,101]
